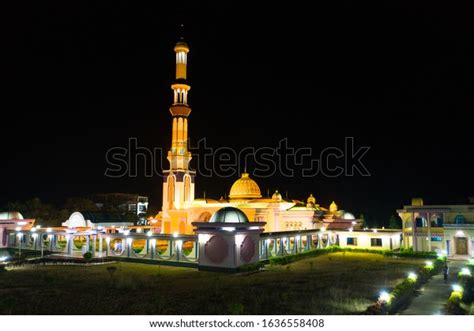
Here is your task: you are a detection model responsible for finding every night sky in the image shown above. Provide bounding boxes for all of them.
[2,1,473,224]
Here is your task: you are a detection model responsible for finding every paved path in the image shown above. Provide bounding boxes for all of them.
[401,260,464,315]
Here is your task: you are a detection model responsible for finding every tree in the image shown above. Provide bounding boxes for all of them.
[359,213,366,228]
[388,214,402,229]
[64,197,98,212]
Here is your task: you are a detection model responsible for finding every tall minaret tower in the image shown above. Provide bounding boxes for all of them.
[162,39,195,223]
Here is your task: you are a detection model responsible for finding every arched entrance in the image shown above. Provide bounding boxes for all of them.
[455,231,468,255]
[198,211,212,222]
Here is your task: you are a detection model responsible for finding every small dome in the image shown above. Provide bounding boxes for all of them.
[0,211,24,220]
[343,212,355,220]
[229,173,262,200]
[209,207,249,223]
[329,201,338,212]
[307,194,316,205]
[272,190,283,201]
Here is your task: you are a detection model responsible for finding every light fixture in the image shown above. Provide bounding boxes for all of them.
[0,256,8,262]
[147,231,153,237]
[378,291,391,303]
[460,268,471,277]
[35,225,41,229]
[15,226,21,232]
[46,227,52,233]
[408,272,417,281]
[30,227,37,233]
[173,232,179,238]
[223,227,235,232]
[452,284,463,293]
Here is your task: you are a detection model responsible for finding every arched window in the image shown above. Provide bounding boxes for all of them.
[454,215,465,225]
[184,175,191,202]
[168,175,175,210]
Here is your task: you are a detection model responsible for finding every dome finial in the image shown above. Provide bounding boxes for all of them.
[179,23,185,40]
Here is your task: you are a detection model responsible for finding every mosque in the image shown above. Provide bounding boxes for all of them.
[155,39,362,235]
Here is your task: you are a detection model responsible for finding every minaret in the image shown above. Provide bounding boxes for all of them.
[162,39,195,216]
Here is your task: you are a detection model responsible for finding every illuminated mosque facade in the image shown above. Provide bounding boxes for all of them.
[157,40,362,235]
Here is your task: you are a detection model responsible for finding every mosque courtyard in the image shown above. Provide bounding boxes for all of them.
[0,252,425,314]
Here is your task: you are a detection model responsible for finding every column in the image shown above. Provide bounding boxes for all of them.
[92,234,97,257]
[427,212,432,252]
[99,236,103,256]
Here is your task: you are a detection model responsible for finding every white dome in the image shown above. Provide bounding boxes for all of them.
[0,211,24,220]
[343,212,355,220]
[64,212,87,228]
[209,207,249,223]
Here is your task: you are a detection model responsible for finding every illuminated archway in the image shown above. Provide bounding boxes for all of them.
[198,212,212,222]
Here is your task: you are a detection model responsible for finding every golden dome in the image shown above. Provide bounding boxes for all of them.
[272,190,283,202]
[307,194,316,205]
[229,173,262,200]
[329,201,338,212]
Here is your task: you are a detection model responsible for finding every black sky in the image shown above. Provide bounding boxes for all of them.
[2,0,473,224]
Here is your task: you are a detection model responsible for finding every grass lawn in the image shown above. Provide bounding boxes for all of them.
[0,252,424,314]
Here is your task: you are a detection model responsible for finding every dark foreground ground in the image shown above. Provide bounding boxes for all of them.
[0,252,424,314]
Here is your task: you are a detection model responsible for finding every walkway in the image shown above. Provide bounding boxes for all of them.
[401,260,464,315]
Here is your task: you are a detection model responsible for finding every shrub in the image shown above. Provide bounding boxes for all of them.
[461,275,474,304]
[83,251,93,261]
[446,291,465,315]
[268,246,342,265]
